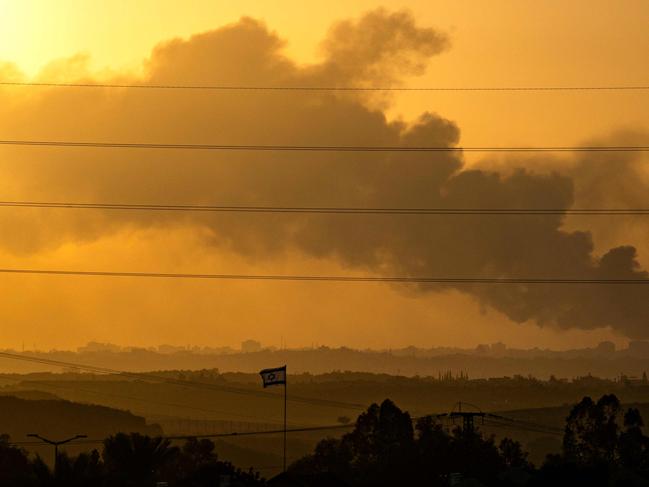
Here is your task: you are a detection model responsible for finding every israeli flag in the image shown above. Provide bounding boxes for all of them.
[259,365,287,388]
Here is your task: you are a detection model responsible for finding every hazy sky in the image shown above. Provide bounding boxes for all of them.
[0,1,647,351]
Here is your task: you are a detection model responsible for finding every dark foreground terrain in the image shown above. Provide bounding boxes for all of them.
[4,369,649,469]
[2,393,649,486]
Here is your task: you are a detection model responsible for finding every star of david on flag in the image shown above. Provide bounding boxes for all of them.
[259,365,287,388]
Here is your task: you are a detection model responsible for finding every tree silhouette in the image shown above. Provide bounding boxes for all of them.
[8,395,649,486]
[290,399,526,486]
[447,425,505,484]
[52,450,104,487]
[291,400,416,485]
[499,437,530,469]
[619,408,649,475]
[413,415,452,485]
[350,400,415,485]
[538,394,649,485]
[102,433,179,487]
[0,434,39,486]
[563,394,621,465]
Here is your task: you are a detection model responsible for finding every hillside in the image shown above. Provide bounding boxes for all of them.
[3,383,649,474]
[0,395,162,461]
[4,371,649,425]
[3,344,649,379]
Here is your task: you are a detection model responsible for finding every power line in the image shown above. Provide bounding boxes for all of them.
[2,81,649,92]
[12,416,564,448]
[6,398,566,449]
[1,200,649,215]
[10,415,563,449]
[9,422,357,447]
[0,268,647,284]
[0,351,365,411]
[0,377,289,425]
[0,373,342,426]
[8,409,565,447]
[434,405,564,436]
[484,414,564,435]
[165,423,355,441]
[9,415,564,448]
[483,418,563,437]
[0,139,647,153]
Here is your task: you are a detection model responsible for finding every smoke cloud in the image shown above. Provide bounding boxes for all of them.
[0,9,647,339]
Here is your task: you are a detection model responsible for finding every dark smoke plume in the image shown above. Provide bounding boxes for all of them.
[0,10,647,337]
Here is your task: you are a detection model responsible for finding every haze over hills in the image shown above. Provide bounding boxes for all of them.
[4,370,649,474]
[0,395,161,463]
[3,340,649,379]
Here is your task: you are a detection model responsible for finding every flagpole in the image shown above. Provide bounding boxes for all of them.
[283,374,287,472]
[259,365,288,472]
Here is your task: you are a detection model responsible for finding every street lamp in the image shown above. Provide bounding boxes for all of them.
[26,434,88,477]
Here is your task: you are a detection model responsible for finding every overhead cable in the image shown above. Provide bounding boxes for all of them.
[0,268,647,285]
[0,351,365,411]
[1,200,648,215]
[0,139,647,152]
[2,81,648,92]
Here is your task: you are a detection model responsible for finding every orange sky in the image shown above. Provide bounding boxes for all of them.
[2,0,648,147]
[0,1,647,351]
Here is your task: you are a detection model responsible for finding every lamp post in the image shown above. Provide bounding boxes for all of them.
[26,434,87,477]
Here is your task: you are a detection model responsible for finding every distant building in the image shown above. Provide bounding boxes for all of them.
[77,341,122,353]
[241,339,262,353]
[475,342,506,357]
[157,344,188,354]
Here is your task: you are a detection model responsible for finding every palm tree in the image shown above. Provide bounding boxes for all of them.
[103,433,178,487]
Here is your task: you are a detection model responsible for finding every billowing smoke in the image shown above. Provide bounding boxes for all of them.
[0,9,647,338]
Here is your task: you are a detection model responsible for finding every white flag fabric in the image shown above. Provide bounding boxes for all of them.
[259,365,287,388]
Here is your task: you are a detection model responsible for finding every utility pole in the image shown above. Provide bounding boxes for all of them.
[438,402,485,433]
[26,434,87,477]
